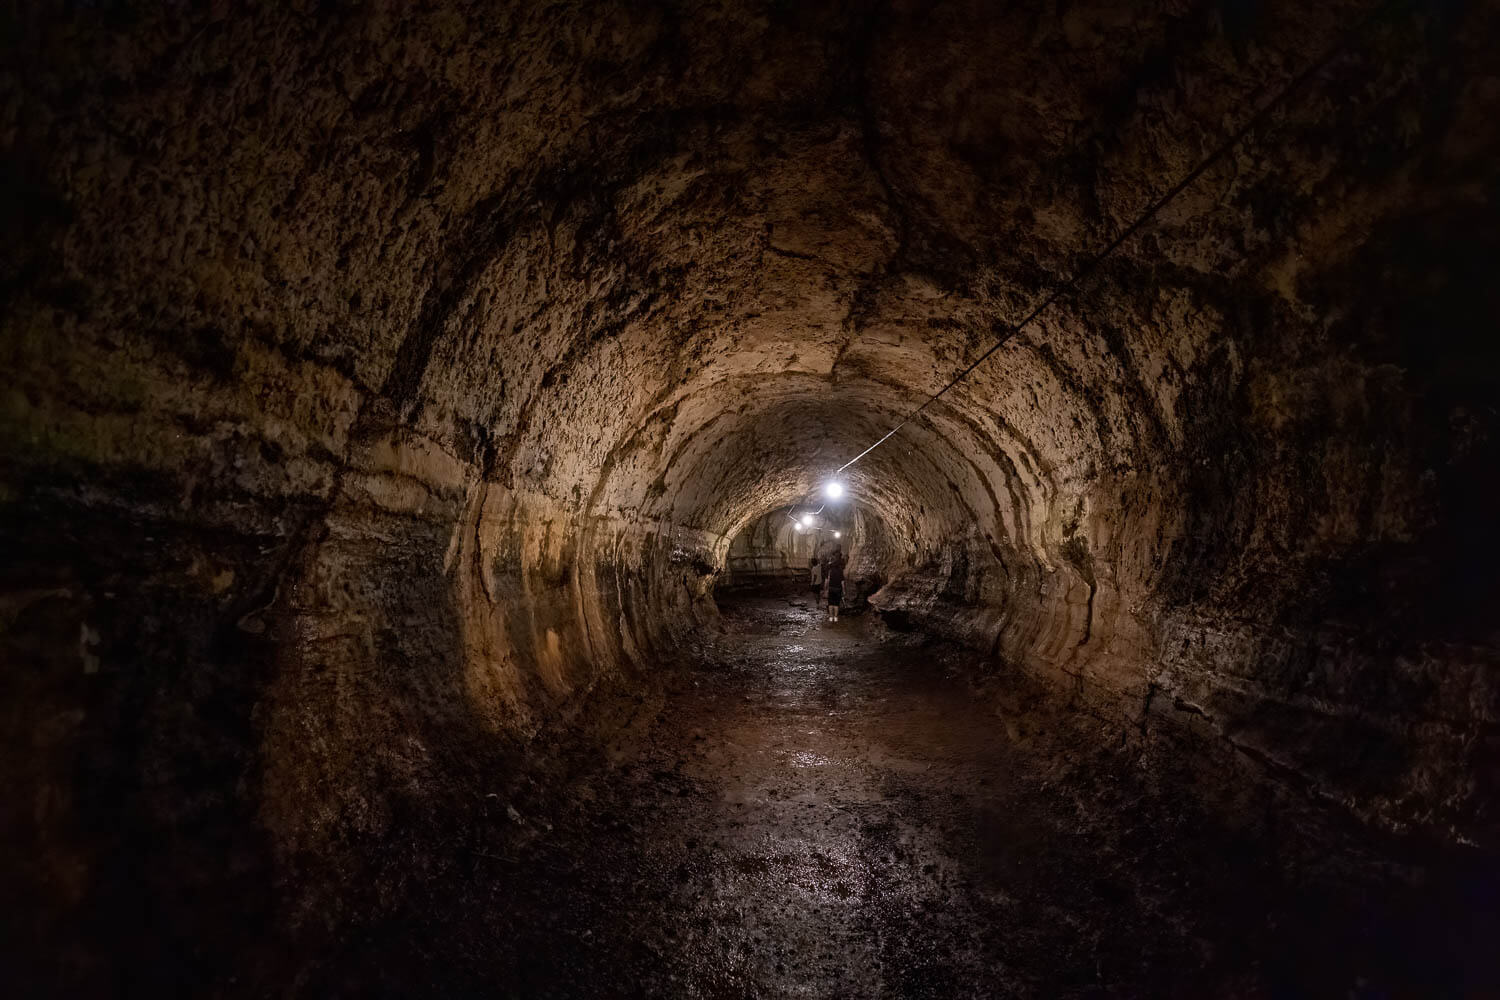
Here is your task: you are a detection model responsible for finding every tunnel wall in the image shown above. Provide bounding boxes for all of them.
[0,404,719,985]
[723,507,818,582]
[0,2,727,966]
[721,504,883,591]
[867,250,1500,841]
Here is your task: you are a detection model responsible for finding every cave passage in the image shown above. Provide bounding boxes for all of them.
[3,1,1500,996]
[272,583,1492,996]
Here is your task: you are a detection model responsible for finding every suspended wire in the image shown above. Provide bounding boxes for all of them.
[786,502,828,525]
[817,0,1408,488]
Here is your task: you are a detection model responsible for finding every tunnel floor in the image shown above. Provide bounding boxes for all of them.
[289,586,1492,998]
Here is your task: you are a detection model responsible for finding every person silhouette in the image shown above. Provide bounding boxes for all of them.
[824,546,845,622]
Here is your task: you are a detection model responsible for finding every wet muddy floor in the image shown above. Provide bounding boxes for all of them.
[297,586,1495,997]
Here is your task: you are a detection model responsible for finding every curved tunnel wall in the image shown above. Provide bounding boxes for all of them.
[723,507,828,582]
[3,0,1499,970]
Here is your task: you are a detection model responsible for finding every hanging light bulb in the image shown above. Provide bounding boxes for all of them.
[800,514,814,527]
[833,531,841,538]
[824,482,844,499]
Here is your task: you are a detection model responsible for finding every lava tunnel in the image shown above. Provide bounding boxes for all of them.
[2,1,1498,995]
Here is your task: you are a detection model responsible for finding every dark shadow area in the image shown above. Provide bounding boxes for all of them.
[0,493,284,996]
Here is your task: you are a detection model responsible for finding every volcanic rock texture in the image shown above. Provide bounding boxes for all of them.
[2,0,1498,993]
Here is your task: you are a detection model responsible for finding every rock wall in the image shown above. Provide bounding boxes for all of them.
[721,504,886,591]
[724,506,820,581]
[0,406,718,988]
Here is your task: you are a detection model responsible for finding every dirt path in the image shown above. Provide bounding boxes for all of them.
[297,588,1493,997]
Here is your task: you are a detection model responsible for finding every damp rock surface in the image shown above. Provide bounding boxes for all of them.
[267,588,1495,997]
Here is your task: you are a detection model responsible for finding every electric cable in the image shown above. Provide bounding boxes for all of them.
[802,0,1409,504]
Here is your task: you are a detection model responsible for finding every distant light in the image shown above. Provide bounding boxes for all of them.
[824,482,844,499]
[800,514,814,527]
[833,531,841,538]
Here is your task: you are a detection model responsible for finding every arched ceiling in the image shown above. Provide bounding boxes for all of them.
[7,0,1490,609]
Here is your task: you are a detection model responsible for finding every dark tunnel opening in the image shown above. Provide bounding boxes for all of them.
[3,0,1500,995]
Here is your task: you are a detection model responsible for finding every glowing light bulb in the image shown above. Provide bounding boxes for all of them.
[824,482,844,499]
[800,514,814,527]
[834,531,841,538]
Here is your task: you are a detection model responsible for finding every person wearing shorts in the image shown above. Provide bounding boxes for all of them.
[824,547,845,622]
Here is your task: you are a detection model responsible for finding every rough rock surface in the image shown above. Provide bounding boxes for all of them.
[261,590,1500,996]
[2,0,1498,992]
[724,506,826,582]
[722,504,881,588]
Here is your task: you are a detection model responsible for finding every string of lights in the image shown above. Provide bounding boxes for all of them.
[786,0,1406,525]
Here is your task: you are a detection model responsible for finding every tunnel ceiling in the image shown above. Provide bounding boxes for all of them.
[10,0,1493,564]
